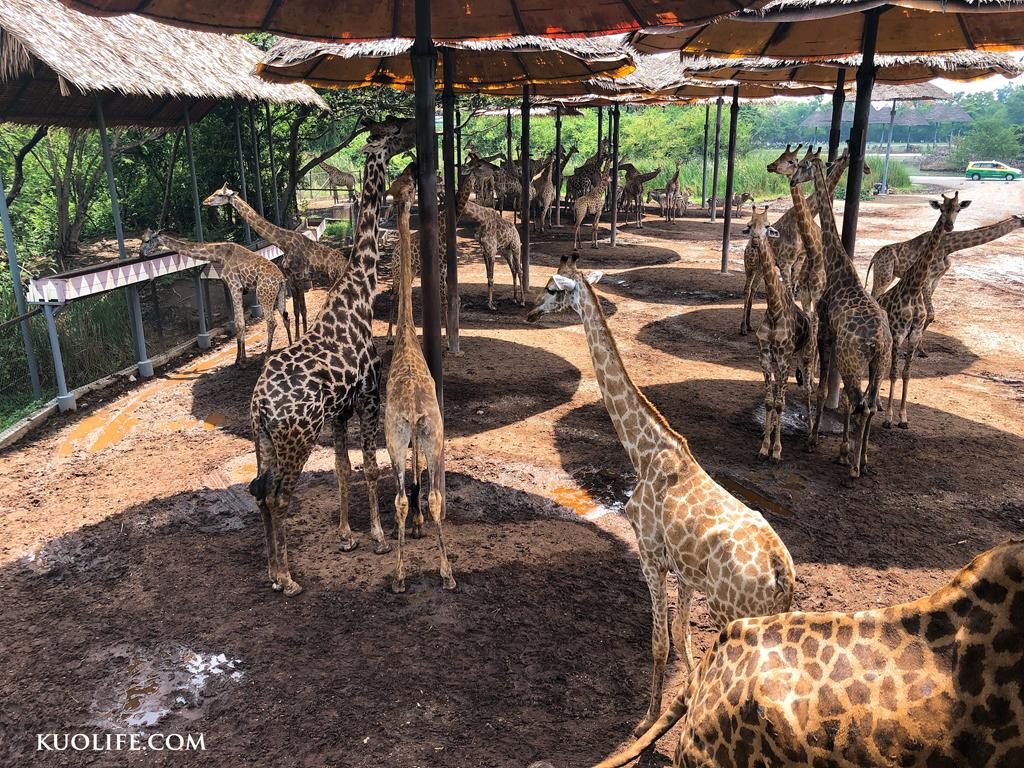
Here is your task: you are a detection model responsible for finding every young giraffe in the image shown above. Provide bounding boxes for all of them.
[802,153,891,479]
[599,539,1024,768]
[878,192,970,430]
[731,191,755,217]
[664,160,682,222]
[318,160,357,203]
[566,139,610,205]
[384,169,456,593]
[867,213,1024,355]
[573,160,611,250]
[203,183,348,339]
[533,154,556,233]
[140,229,291,366]
[744,205,814,460]
[462,174,524,309]
[619,164,661,229]
[246,116,415,597]
[527,254,796,737]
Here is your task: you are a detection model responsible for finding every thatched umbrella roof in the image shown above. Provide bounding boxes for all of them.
[891,106,929,127]
[632,0,1024,59]
[60,0,765,41]
[256,36,635,92]
[800,103,898,127]
[0,0,325,127]
[687,52,1023,87]
[871,81,949,101]
[924,102,975,123]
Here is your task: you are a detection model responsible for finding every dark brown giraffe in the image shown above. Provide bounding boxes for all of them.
[246,116,414,596]
[597,539,1024,768]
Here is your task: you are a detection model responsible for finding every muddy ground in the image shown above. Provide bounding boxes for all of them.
[1,177,1023,767]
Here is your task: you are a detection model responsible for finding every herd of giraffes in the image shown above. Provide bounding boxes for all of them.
[139,117,1022,768]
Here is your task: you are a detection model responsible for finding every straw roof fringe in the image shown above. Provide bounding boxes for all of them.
[0,0,325,111]
[871,82,950,100]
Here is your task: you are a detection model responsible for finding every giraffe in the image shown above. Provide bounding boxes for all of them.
[140,228,291,366]
[878,192,970,430]
[566,139,610,205]
[318,160,357,203]
[619,164,661,229]
[383,169,456,593]
[462,174,524,309]
[527,253,796,737]
[802,153,891,479]
[866,214,1024,355]
[664,160,682,222]
[744,205,814,460]
[246,116,415,597]
[598,539,1024,768]
[573,160,611,250]
[533,154,556,233]
[203,182,348,339]
[731,191,755,217]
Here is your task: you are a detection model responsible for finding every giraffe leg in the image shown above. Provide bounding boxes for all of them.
[505,247,523,306]
[758,353,774,459]
[884,341,900,428]
[773,364,788,461]
[740,271,758,336]
[635,560,670,736]
[409,433,424,539]
[279,286,292,347]
[230,287,246,366]
[387,422,411,594]
[591,207,602,249]
[897,339,915,429]
[482,241,497,310]
[267,460,306,597]
[808,324,832,452]
[423,431,456,590]
[917,291,935,358]
[252,431,280,588]
[333,417,358,552]
[838,396,852,468]
[264,314,276,364]
[671,582,695,675]
[357,383,388,555]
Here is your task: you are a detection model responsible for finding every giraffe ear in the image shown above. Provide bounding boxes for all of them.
[551,274,576,292]
[929,200,941,210]
[559,254,570,265]
[959,200,971,210]
[766,226,780,239]
[585,270,603,284]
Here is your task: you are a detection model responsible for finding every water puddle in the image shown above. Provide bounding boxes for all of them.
[91,646,243,730]
[716,475,794,519]
[550,466,633,521]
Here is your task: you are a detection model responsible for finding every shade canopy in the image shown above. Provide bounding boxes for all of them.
[800,103,924,128]
[256,36,636,92]
[632,0,1024,58]
[650,80,827,100]
[60,0,766,40]
[924,102,974,123]
[871,81,949,101]
[1,0,325,127]
[890,107,929,127]
[688,52,1023,86]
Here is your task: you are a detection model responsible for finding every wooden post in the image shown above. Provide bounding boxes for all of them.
[709,97,723,222]
[248,104,265,218]
[828,70,847,162]
[721,86,740,274]
[701,102,710,207]
[412,0,443,401]
[881,98,897,193]
[597,106,603,151]
[442,48,460,356]
[609,105,620,247]
[521,85,531,292]
[265,103,281,225]
[506,108,513,169]
[554,105,562,227]
[0,165,41,399]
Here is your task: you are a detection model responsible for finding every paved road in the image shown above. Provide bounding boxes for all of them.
[910,175,1022,190]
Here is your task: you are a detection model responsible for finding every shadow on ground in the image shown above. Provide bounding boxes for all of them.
[0,470,658,768]
[595,267,745,307]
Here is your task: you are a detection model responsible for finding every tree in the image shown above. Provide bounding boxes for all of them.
[953,114,1021,168]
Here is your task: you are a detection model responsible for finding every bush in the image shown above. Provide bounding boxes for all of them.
[953,116,1021,169]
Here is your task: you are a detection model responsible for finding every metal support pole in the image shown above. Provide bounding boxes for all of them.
[609,105,620,247]
[233,102,252,244]
[97,95,152,378]
[442,48,460,356]
[456,107,463,167]
[44,305,75,412]
[881,98,897,194]
[506,109,513,168]
[709,97,723,222]
[248,104,265,219]
[721,86,740,273]
[554,105,562,227]
[184,101,212,348]
[701,103,710,207]
[597,106,603,151]
[521,85,531,291]
[0,166,41,399]
[265,103,281,226]
[412,0,443,403]
[828,70,847,162]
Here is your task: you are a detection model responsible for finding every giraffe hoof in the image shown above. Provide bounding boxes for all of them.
[410,525,424,540]
[390,579,407,594]
[271,580,283,592]
[282,579,303,597]
[883,420,892,429]
[373,540,392,555]
[442,575,457,591]
[487,303,497,311]
[337,538,360,553]
[898,422,909,430]
[632,716,658,738]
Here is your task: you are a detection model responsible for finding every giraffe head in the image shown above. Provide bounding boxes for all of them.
[203,182,238,208]
[930,190,971,232]
[765,143,804,178]
[387,161,418,205]
[742,205,779,241]
[525,253,601,322]
[139,227,165,257]
[360,116,416,160]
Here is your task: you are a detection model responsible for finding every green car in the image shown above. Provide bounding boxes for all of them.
[965,161,1023,181]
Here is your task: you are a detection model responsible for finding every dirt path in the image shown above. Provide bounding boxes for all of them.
[1,182,1023,766]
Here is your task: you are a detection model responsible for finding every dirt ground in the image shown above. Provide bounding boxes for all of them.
[1,177,1023,767]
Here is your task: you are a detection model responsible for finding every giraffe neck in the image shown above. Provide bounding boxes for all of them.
[346,145,387,283]
[898,215,947,297]
[811,160,857,281]
[789,178,823,273]
[229,195,295,246]
[576,280,692,472]
[942,216,1023,253]
[159,234,225,265]
[753,236,788,320]
[396,199,415,332]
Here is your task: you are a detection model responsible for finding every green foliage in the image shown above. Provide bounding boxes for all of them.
[953,115,1022,168]
[834,156,910,200]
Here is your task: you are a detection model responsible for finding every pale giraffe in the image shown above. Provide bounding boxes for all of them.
[246,116,415,596]
[867,213,1024,355]
[203,182,348,338]
[878,192,970,430]
[619,164,661,228]
[318,160,357,203]
[533,154,556,233]
[140,228,291,366]
[527,253,796,736]
[598,539,1024,768]
[801,154,891,479]
[731,191,755,216]
[462,174,524,309]
[383,169,455,593]
[573,160,611,250]
[744,205,814,460]
[664,159,682,222]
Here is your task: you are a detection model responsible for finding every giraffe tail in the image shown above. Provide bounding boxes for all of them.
[863,254,876,286]
[771,550,796,613]
[590,687,690,768]
[249,471,270,502]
